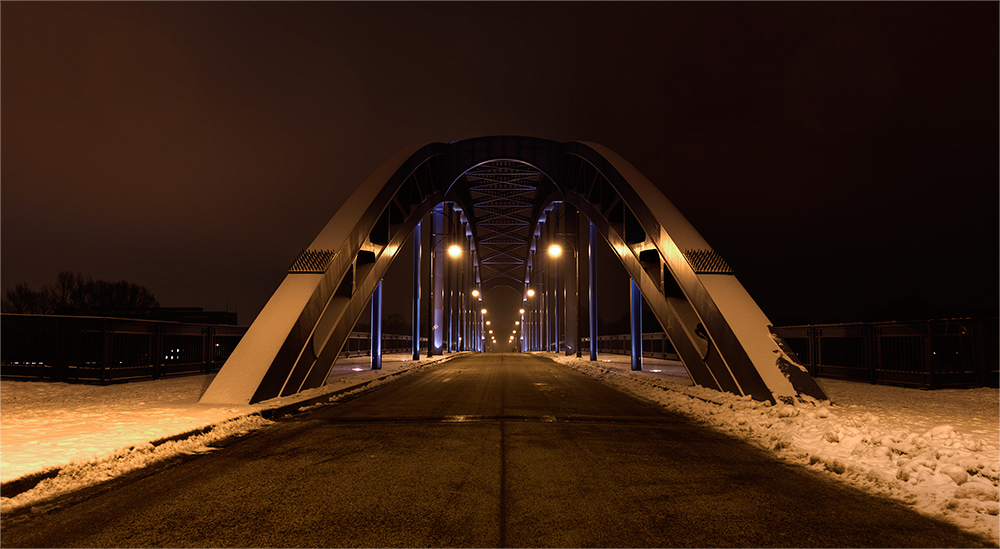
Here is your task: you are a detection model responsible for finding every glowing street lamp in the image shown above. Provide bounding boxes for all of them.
[427,235,467,358]
[526,289,536,297]
[471,289,480,298]
[546,234,582,358]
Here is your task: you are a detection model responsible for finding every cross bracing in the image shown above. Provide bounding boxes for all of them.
[462,160,542,293]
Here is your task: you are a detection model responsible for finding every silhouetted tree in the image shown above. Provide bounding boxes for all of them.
[44,271,85,313]
[1,272,159,315]
[1,283,51,314]
[383,313,411,335]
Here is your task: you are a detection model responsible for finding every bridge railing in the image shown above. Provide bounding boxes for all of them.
[1,314,427,383]
[1,314,248,383]
[578,319,997,389]
[339,332,427,358]
[580,332,679,360]
[771,318,998,389]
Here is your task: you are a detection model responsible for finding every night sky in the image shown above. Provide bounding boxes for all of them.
[3,2,997,330]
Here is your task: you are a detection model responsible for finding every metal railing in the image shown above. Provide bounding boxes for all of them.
[772,318,998,388]
[581,332,679,360]
[1,314,248,383]
[579,319,997,389]
[339,332,427,358]
[1,314,428,383]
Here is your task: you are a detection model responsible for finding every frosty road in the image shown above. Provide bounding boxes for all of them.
[1,353,989,548]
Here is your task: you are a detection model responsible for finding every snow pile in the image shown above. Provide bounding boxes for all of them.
[0,352,456,511]
[0,414,270,513]
[0,375,258,483]
[546,352,1000,545]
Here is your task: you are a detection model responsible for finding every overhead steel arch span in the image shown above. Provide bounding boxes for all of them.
[200,136,827,405]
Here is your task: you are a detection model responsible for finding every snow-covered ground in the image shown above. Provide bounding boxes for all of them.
[1,351,997,544]
[549,352,999,545]
[0,352,458,512]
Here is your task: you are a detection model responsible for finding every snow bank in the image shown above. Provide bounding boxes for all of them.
[1,351,995,543]
[0,352,456,512]
[0,414,271,513]
[546,352,1000,545]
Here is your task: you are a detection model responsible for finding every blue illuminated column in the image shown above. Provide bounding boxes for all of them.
[542,273,549,351]
[371,279,383,370]
[428,206,445,357]
[589,220,598,361]
[412,220,422,360]
[630,278,642,371]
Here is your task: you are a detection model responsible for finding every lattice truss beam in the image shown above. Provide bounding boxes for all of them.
[464,161,541,289]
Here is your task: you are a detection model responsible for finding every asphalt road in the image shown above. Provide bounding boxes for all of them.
[2,353,991,547]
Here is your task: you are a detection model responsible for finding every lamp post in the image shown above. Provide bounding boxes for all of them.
[524,288,536,351]
[480,308,487,354]
[471,288,481,352]
[517,310,525,352]
[427,234,466,357]
[588,220,598,361]
[546,235,582,358]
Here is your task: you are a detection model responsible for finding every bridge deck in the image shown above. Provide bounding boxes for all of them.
[2,353,987,547]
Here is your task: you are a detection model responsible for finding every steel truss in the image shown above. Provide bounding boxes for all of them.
[201,137,827,405]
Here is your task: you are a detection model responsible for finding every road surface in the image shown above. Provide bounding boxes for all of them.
[2,353,990,547]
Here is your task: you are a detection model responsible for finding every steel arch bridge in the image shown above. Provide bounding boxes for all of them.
[200,136,827,405]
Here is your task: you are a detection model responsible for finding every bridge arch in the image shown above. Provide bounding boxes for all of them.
[201,136,826,405]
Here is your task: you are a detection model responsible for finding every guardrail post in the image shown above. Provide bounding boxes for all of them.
[371,280,383,370]
[101,319,113,384]
[53,316,69,382]
[868,325,877,385]
[924,321,935,389]
[206,326,214,374]
[153,324,163,379]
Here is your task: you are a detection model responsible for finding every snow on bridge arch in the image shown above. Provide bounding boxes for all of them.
[200,136,827,405]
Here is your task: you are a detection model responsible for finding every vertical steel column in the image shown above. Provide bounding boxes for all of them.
[549,212,560,352]
[444,205,453,353]
[542,272,549,351]
[428,205,445,357]
[553,254,561,352]
[589,220,598,361]
[630,278,642,371]
[412,220,422,360]
[460,248,466,352]
[537,293,541,351]
[561,205,581,357]
[371,280,383,371]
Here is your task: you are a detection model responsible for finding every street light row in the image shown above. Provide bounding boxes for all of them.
[439,239,569,353]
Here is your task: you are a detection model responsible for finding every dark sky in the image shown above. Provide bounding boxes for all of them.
[3,2,997,329]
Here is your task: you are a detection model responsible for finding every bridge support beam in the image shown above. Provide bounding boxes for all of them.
[428,205,445,357]
[560,205,581,358]
[631,278,643,371]
[412,220,421,361]
[589,220,598,361]
[371,280,382,370]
